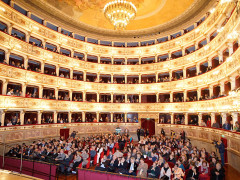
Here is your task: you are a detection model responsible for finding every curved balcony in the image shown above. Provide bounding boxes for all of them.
[0,44,239,94]
[0,1,235,57]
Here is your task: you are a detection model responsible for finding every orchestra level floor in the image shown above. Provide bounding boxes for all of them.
[57,164,240,180]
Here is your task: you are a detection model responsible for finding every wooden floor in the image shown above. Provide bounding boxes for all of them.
[57,164,240,180]
[0,169,42,180]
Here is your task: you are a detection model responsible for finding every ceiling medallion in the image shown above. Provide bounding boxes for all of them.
[103,0,137,30]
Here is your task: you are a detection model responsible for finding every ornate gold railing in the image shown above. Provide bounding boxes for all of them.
[0,94,239,112]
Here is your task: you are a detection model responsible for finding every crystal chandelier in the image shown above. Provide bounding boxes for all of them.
[103,0,137,30]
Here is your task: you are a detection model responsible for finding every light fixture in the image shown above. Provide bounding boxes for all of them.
[220,0,233,5]
[104,0,137,30]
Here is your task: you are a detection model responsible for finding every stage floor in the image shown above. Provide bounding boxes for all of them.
[0,169,42,180]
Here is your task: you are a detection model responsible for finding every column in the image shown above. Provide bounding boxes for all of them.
[69,90,73,101]
[218,50,223,63]
[39,85,43,98]
[83,91,86,101]
[139,57,141,64]
[185,113,188,125]
[82,112,85,122]
[208,57,212,68]
[198,113,202,125]
[8,24,13,35]
[2,79,8,95]
[38,111,42,124]
[20,110,25,125]
[221,113,227,125]
[56,44,60,53]
[125,57,127,65]
[97,92,99,102]
[41,61,45,73]
[196,88,200,100]
[228,42,234,56]
[232,112,238,125]
[5,50,10,64]
[220,81,225,95]
[230,76,236,91]
[97,55,100,63]
[54,111,58,123]
[125,74,127,84]
[84,53,87,61]
[111,73,113,83]
[195,41,198,50]
[25,32,30,43]
[70,50,74,58]
[139,74,141,84]
[211,112,215,126]
[96,112,99,122]
[55,88,59,100]
[22,83,26,97]
[182,47,185,57]
[68,111,72,123]
[83,71,86,81]
[170,91,173,102]
[111,57,114,64]
[70,68,73,79]
[206,34,210,43]
[184,90,187,102]
[169,70,172,81]
[155,72,158,82]
[24,56,28,69]
[196,63,200,75]
[155,55,158,63]
[56,65,59,76]
[27,11,31,17]
[183,67,187,79]
[209,85,213,98]
[139,93,142,103]
[156,93,159,103]
[111,93,113,103]
[42,39,46,49]
[97,73,100,82]
[125,93,127,103]
[57,26,61,33]
[124,113,127,123]
[171,113,174,124]
[111,112,113,122]
[0,110,5,126]
[168,52,171,60]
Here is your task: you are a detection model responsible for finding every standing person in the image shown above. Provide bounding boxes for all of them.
[180,130,186,142]
[145,129,149,137]
[214,140,225,166]
[137,127,141,141]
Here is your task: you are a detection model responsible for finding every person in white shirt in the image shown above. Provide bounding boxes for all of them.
[160,162,171,179]
[6,120,12,126]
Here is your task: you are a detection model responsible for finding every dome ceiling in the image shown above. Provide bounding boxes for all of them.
[17,0,215,38]
[41,0,195,30]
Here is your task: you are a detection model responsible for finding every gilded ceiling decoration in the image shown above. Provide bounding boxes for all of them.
[42,0,195,30]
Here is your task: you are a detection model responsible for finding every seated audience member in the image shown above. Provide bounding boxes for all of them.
[186,165,199,180]
[95,156,108,172]
[211,162,225,180]
[172,163,184,180]
[212,121,220,129]
[127,157,137,176]
[199,161,210,180]
[222,121,231,131]
[147,161,160,178]
[137,158,148,178]
[160,162,171,179]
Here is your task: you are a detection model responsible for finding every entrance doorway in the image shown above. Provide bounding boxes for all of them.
[141,118,155,136]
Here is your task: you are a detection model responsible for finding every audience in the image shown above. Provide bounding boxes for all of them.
[6,129,226,179]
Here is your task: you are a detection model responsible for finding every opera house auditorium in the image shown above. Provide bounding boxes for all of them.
[0,0,240,179]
